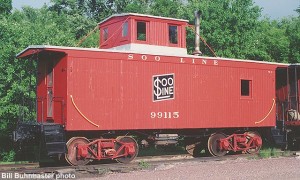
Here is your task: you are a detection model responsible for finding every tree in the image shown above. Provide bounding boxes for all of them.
[147,0,185,18]
[0,0,12,15]
[0,6,82,161]
[286,17,300,63]
[49,0,130,21]
[256,19,289,62]
[296,6,300,16]
[184,0,263,59]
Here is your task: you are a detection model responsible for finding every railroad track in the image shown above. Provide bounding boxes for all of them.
[0,151,296,179]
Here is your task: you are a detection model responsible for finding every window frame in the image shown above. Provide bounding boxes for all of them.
[122,21,128,37]
[46,61,54,118]
[240,79,252,98]
[136,21,148,42]
[168,24,178,45]
[103,27,109,42]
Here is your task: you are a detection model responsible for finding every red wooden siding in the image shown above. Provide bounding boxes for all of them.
[99,14,187,49]
[51,48,278,131]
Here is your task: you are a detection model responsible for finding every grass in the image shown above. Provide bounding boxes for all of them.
[0,161,30,165]
[258,147,281,158]
[138,160,150,169]
[282,150,293,157]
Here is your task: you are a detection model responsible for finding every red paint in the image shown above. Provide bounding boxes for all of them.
[76,138,135,160]
[16,14,292,133]
[36,51,67,124]
[99,14,187,49]
[219,133,262,152]
[18,46,282,131]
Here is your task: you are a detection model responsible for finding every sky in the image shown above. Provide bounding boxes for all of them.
[12,0,299,20]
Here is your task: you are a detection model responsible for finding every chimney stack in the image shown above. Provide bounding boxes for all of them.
[193,10,202,56]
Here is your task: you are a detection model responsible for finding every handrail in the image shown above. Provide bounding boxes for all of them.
[255,98,276,124]
[70,95,100,127]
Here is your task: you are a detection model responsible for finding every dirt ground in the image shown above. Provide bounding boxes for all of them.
[81,156,300,180]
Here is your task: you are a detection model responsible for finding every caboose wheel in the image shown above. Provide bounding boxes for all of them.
[115,136,139,163]
[207,133,227,156]
[245,131,262,154]
[65,137,91,166]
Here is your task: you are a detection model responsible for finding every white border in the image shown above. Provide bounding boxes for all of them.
[16,45,289,66]
[98,13,189,25]
[152,73,175,102]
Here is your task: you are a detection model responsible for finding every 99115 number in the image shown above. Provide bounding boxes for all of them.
[150,112,179,119]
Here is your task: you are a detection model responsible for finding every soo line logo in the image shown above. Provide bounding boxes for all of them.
[153,73,174,102]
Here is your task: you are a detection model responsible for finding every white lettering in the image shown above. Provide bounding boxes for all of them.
[161,78,168,86]
[162,87,173,96]
[150,112,179,119]
[55,173,76,179]
[2,173,13,179]
[173,112,179,118]
[141,55,147,60]
[155,56,160,61]
[192,59,195,64]
[128,54,133,60]
[202,59,207,64]
[168,78,173,86]
[14,173,19,179]
[214,60,218,65]
[180,58,185,63]
[153,74,174,101]
[168,86,174,94]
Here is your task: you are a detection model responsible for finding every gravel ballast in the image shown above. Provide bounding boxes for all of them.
[82,156,300,180]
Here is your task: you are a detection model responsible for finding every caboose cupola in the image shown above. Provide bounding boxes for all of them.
[99,13,188,55]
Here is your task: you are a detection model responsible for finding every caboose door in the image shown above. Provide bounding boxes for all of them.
[276,65,300,123]
[274,65,300,146]
[287,65,300,113]
[36,51,66,125]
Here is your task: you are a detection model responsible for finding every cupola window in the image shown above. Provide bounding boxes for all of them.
[169,25,178,44]
[122,22,128,37]
[137,21,146,41]
[103,28,108,41]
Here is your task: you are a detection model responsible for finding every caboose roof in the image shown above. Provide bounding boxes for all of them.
[16,45,289,67]
[98,13,189,25]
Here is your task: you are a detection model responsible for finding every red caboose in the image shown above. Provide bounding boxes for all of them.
[14,13,296,166]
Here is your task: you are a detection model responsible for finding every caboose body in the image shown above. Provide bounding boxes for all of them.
[18,46,279,131]
[13,13,300,166]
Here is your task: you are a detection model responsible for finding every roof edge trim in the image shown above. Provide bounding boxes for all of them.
[98,13,189,25]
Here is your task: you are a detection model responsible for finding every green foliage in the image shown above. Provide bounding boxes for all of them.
[286,17,300,63]
[258,148,280,158]
[0,6,97,161]
[138,160,150,169]
[0,0,12,15]
[254,19,289,62]
[0,150,15,162]
[185,0,262,59]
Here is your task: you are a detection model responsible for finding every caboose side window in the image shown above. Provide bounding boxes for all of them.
[122,21,128,37]
[169,25,178,44]
[241,80,252,96]
[137,21,146,41]
[103,28,108,41]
